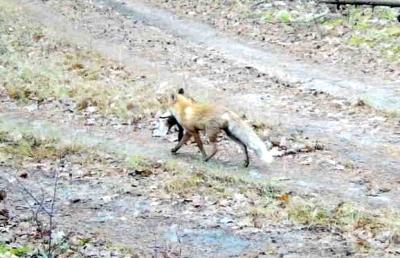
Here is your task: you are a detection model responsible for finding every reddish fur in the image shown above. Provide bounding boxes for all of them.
[168,90,273,166]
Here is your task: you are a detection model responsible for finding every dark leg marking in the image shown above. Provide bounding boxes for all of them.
[224,128,249,167]
[171,131,191,154]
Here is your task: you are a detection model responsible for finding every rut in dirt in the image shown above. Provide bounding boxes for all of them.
[2,1,400,256]
[99,0,400,114]
[0,115,355,257]
[1,111,399,210]
[10,0,400,209]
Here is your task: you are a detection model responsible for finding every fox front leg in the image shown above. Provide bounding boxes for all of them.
[192,131,207,159]
[204,128,219,162]
[171,131,191,154]
[166,115,184,142]
[176,123,184,142]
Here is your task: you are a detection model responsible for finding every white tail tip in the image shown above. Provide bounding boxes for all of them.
[261,151,274,164]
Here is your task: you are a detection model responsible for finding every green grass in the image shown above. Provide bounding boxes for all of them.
[0,244,29,257]
[161,159,400,250]
[276,10,293,24]
[266,5,400,62]
[1,1,399,252]
[0,129,82,167]
[328,7,399,62]
[165,171,205,194]
[1,117,400,253]
[0,2,162,122]
[161,158,400,246]
[126,155,156,176]
[0,122,124,176]
[197,1,400,64]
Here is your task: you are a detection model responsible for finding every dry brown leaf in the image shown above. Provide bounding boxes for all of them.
[277,193,290,202]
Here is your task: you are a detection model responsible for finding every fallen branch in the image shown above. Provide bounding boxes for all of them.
[319,0,400,8]
[296,10,330,23]
[251,0,269,10]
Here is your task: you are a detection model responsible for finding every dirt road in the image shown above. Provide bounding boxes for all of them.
[1,0,399,256]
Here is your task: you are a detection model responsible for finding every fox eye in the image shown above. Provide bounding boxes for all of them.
[170,93,176,101]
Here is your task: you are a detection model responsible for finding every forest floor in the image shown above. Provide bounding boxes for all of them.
[0,0,399,257]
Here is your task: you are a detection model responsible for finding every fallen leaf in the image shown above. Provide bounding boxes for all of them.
[278,193,290,202]
[19,172,28,178]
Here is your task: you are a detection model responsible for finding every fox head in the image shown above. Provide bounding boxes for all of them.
[169,88,189,107]
[167,88,185,124]
[156,88,186,107]
[169,88,184,102]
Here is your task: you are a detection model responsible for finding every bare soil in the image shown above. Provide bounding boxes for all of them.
[1,0,399,257]
[145,0,400,82]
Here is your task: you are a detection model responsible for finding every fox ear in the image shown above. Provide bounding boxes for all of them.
[178,88,184,95]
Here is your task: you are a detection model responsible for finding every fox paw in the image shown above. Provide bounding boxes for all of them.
[203,156,212,162]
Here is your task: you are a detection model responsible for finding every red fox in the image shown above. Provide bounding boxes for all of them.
[168,89,274,167]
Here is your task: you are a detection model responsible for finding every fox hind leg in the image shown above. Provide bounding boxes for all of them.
[171,131,191,154]
[238,143,249,167]
[204,127,219,162]
[224,128,249,167]
[192,130,207,159]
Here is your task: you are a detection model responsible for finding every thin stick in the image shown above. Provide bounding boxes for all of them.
[319,0,400,8]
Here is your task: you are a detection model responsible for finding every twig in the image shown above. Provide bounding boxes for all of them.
[2,171,50,252]
[4,171,52,217]
[319,0,400,8]
[177,224,183,257]
[47,161,61,255]
[153,228,158,258]
[32,188,46,236]
[250,0,269,10]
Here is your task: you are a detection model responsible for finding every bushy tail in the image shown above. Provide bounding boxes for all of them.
[226,114,274,164]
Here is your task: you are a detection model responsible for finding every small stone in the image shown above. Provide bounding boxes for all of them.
[191,195,205,208]
[237,217,253,228]
[353,99,365,107]
[19,172,28,178]
[85,118,96,126]
[378,187,391,193]
[376,231,391,243]
[219,217,233,224]
[253,217,263,229]
[86,106,97,113]
[219,199,230,207]
[335,165,345,170]
[300,157,312,165]
[0,232,13,243]
[25,104,38,112]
